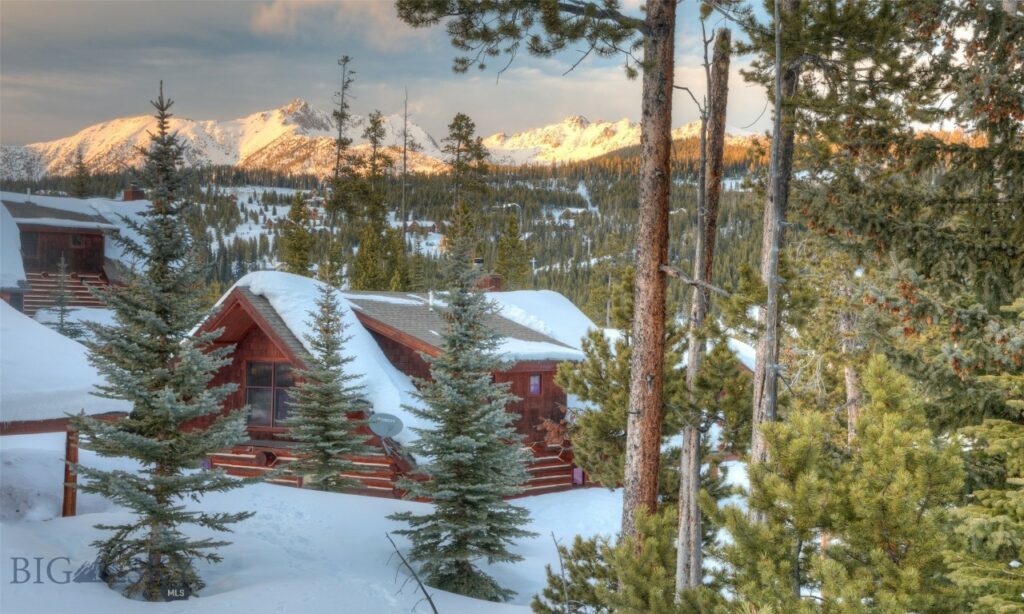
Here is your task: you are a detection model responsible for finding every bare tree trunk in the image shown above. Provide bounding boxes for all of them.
[751,0,801,478]
[838,308,862,446]
[676,27,731,594]
[622,0,676,538]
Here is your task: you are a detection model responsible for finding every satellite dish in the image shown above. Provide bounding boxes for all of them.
[368,413,404,439]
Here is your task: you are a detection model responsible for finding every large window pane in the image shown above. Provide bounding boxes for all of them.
[247,362,273,387]
[275,389,292,423]
[247,388,272,426]
[275,363,294,388]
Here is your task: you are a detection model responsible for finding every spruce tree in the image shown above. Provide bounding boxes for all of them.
[389,202,535,602]
[495,213,530,290]
[71,147,90,198]
[47,254,83,340]
[71,83,251,601]
[280,192,314,275]
[283,279,372,491]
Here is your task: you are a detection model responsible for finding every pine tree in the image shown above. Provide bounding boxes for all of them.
[283,280,372,491]
[389,205,535,602]
[350,110,398,290]
[350,222,387,290]
[280,192,314,275]
[818,356,964,613]
[441,112,489,206]
[71,83,251,601]
[947,418,1024,613]
[495,213,530,290]
[47,254,83,340]
[71,147,90,198]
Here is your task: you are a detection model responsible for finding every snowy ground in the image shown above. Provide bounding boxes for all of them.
[0,433,623,614]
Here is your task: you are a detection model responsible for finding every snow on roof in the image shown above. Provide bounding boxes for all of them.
[228,271,429,446]
[345,289,586,362]
[485,290,597,352]
[0,205,26,290]
[0,191,150,268]
[0,301,130,423]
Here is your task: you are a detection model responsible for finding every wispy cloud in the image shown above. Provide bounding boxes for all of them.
[249,0,429,52]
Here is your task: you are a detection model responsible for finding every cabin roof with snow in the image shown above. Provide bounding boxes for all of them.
[0,301,130,433]
[344,291,582,361]
[2,200,117,229]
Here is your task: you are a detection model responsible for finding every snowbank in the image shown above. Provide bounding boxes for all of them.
[0,302,129,423]
[230,272,429,446]
[0,432,623,613]
[0,204,26,290]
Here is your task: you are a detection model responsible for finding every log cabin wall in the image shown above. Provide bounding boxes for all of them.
[19,226,105,275]
[193,323,294,434]
[366,329,433,381]
[494,363,566,442]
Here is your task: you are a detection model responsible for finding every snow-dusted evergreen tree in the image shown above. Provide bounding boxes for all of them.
[283,278,372,491]
[71,83,251,601]
[47,254,83,340]
[390,201,535,602]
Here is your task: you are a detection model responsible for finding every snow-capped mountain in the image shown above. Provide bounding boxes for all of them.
[0,98,446,180]
[0,102,753,180]
[483,115,743,165]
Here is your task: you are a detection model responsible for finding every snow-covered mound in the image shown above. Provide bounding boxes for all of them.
[0,432,624,612]
[228,271,429,445]
[0,301,130,423]
[1,99,447,180]
[0,204,26,290]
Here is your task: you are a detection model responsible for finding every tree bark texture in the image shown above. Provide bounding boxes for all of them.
[838,308,862,447]
[622,0,676,539]
[676,27,731,594]
[751,0,801,471]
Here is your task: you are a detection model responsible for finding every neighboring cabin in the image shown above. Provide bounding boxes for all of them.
[0,191,143,316]
[194,271,594,497]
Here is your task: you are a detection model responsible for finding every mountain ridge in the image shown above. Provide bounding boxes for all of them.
[1,99,750,180]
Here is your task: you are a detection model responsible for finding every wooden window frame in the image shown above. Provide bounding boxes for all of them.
[245,361,295,430]
[528,374,542,397]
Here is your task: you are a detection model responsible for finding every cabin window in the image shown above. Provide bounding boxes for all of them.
[70,234,84,248]
[246,362,294,427]
[20,232,38,257]
[528,374,542,396]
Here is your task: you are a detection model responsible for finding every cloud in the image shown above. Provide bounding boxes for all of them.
[249,1,429,52]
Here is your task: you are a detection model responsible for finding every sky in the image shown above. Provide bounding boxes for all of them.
[0,1,771,146]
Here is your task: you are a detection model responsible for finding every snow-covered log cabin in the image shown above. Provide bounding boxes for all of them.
[193,271,596,497]
[0,192,139,316]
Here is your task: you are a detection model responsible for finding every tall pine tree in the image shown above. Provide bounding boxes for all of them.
[71,83,251,601]
[389,201,535,602]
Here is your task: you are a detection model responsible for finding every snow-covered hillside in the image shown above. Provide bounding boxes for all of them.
[483,116,747,165]
[1,99,446,180]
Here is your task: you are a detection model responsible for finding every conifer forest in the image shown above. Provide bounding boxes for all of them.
[0,2,1021,613]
